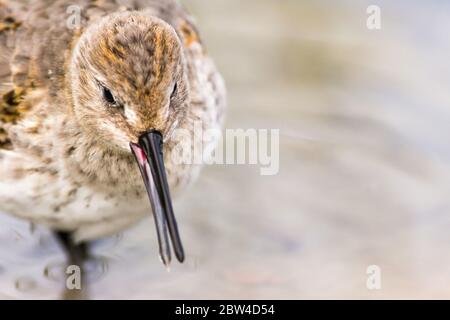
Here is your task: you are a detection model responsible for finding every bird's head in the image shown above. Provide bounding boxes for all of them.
[69,12,189,265]
[69,12,188,149]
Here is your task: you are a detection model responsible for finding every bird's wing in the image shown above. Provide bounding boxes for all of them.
[0,1,27,149]
[0,0,79,149]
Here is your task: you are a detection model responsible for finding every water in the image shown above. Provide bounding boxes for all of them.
[1,0,450,299]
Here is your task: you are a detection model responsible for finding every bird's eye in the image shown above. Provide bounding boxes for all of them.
[170,83,178,100]
[102,86,117,105]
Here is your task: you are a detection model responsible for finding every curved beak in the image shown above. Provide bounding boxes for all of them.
[130,130,185,266]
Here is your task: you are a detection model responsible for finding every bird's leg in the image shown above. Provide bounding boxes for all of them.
[55,231,88,265]
[54,231,89,300]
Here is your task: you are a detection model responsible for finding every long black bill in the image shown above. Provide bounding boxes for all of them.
[130,130,185,266]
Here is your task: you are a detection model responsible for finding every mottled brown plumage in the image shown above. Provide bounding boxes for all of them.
[0,0,225,247]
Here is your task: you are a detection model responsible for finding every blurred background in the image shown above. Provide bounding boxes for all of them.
[2,0,450,299]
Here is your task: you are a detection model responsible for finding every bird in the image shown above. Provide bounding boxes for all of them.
[0,0,225,280]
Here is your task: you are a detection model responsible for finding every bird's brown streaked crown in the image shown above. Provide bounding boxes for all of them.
[69,12,189,151]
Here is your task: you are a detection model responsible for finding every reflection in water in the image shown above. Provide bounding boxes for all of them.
[1,0,450,299]
[15,277,37,293]
[44,261,66,283]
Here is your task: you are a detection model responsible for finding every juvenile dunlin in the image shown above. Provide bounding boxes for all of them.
[0,0,225,270]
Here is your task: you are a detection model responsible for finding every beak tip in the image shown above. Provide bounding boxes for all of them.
[177,253,185,264]
[159,254,171,267]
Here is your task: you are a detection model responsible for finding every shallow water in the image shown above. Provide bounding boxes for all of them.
[1,0,450,299]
